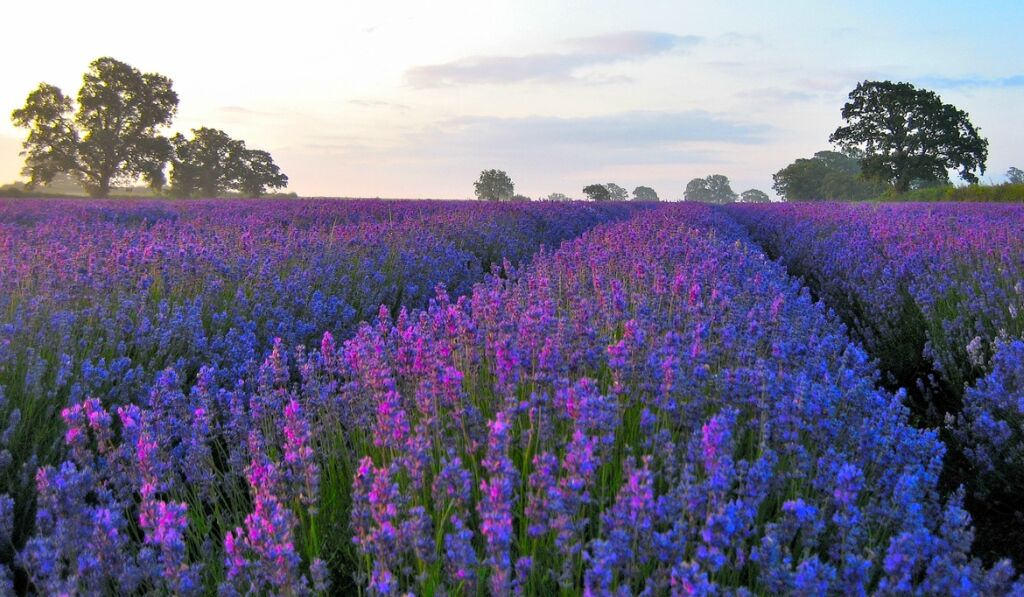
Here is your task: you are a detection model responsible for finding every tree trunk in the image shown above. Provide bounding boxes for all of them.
[91,177,111,198]
[894,174,910,195]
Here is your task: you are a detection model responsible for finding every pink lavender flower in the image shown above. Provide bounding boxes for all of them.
[373,390,410,449]
[138,497,200,594]
[221,458,310,594]
[61,397,113,465]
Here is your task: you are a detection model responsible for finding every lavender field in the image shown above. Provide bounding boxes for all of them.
[1,199,1023,595]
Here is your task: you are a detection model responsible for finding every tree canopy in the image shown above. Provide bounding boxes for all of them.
[235,148,289,197]
[11,57,179,198]
[169,128,287,198]
[632,186,659,202]
[1008,167,1024,185]
[739,189,771,203]
[582,184,611,201]
[474,169,514,201]
[169,128,241,198]
[605,183,628,201]
[829,80,988,194]
[772,150,887,201]
[684,174,736,204]
[546,192,570,202]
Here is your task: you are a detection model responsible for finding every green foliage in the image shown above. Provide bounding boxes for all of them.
[545,192,569,202]
[772,150,886,201]
[605,182,627,201]
[170,128,241,198]
[881,182,1024,203]
[830,80,988,194]
[684,174,736,203]
[9,84,78,187]
[170,129,288,198]
[11,57,178,198]
[474,169,514,201]
[511,194,531,202]
[582,184,611,201]
[631,185,659,202]
[739,188,770,203]
[1007,167,1024,185]
[234,149,288,198]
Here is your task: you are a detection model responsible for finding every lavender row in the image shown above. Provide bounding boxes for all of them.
[727,201,1024,565]
[0,198,648,558]
[13,204,1018,594]
[727,202,1024,409]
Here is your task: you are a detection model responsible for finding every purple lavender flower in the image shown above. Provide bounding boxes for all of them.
[585,456,656,592]
[20,462,141,594]
[479,411,518,595]
[281,398,320,507]
[444,513,478,592]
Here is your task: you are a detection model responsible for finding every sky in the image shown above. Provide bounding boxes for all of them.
[1,0,1022,199]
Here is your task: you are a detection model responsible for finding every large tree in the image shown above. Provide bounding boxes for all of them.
[474,169,514,201]
[829,80,988,194]
[235,148,288,197]
[772,150,886,201]
[1008,167,1024,185]
[739,188,771,203]
[170,128,287,198]
[169,128,242,198]
[684,174,736,204]
[582,184,611,201]
[11,57,178,198]
[632,186,659,202]
[605,182,628,201]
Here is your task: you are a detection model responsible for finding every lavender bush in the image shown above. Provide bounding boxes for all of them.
[949,339,1024,566]
[728,202,1024,414]
[729,201,1024,567]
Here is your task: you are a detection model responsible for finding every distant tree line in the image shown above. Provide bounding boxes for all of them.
[479,78,996,204]
[474,171,669,202]
[11,57,287,198]
[475,170,775,203]
[682,174,769,204]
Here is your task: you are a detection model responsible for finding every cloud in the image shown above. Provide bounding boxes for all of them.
[736,87,817,103]
[423,110,767,148]
[568,31,699,55]
[217,105,275,115]
[405,31,701,87]
[916,74,1024,90]
[346,98,410,110]
[278,110,771,198]
[712,32,764,47]
[381,110,769,175]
